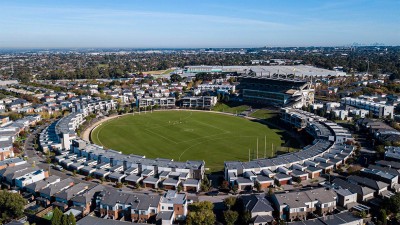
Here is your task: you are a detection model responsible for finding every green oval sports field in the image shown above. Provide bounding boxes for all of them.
[91,110,283,171]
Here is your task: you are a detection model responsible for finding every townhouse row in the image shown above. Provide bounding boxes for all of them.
[0,114,42,160]
[225,108,354,191]
[98,189,188,223]
[0,160,365,224]
[54,139,205,192]
[0,160,188,224]
[39,99,116,152]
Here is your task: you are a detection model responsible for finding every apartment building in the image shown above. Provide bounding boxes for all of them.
[180,96,217,109]
[341,97,394,118]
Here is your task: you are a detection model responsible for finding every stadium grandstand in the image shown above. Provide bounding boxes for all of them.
[237,76,314,108]
[183,65,347,78]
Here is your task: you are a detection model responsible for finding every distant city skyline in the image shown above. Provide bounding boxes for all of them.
[0,0,399,48]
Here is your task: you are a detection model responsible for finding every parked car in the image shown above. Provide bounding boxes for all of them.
[55,165,64,171]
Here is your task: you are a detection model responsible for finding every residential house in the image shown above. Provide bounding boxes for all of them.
[287,211,363,225]
[25,175,61,196]
[37,178,75,206]
[71,184,106,216]
[334,188,357,208]
[241,194,274,223]
[160,190,188,221]
[14,169,49,188]
[97,190,161,223]
[272,188,337,221]
[54,183,89,205]
[332,178,375,202]
[347,175,390,195]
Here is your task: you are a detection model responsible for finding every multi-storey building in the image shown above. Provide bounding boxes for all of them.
[136,97,176,108]
[180,96,217,109]
[238,76,314,108]
[341,97,394,118]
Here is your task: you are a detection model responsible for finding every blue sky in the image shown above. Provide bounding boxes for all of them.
[0,0,399,48]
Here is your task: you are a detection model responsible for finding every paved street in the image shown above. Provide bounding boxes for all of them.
[24,120,55,165]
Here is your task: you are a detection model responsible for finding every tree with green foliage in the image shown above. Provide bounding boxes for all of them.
[388,192,400,214]
[220,180,229,190]
[239,210,252,224]
[232,185,238,195]
[115,182,123,188]
[52,208,76,225]
[355,210,366,219]
[177,184,183,193]
[200,176,212,192]
[170,74,183,83]
[223,197,236,210]
[61,214,68,225]
[223,210,238,225]
[186,201,215,225]
[174,91,181,100]
[267,187,274,197]
[254,180,262,192]
[0,190,27,224]
[188,201,214,212]
[378,209,387,225]
[51,207,63,225]
[186,210,215,225]
[67,212,76,225]
[375,145,385,154]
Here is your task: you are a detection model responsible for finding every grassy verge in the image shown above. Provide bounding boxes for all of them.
[141,69,174,75]
[249,109,278,120]
[212,103,250,114]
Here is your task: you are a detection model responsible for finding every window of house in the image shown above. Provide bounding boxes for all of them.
[168,207,173,210]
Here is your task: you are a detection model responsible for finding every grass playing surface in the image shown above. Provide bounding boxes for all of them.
[91,111,283,171]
